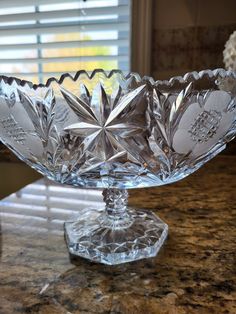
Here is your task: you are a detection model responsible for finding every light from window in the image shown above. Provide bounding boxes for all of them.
[0,0,130,84]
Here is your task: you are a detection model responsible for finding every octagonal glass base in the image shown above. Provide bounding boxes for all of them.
[64,189,168,265]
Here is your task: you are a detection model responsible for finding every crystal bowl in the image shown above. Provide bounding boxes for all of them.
[0,69,235,264]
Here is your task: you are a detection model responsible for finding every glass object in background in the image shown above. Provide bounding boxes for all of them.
[0,0,131,84]
[224,30,236,71]
[0,68,235,265]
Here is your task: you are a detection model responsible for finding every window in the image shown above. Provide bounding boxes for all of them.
[0,0,131,84]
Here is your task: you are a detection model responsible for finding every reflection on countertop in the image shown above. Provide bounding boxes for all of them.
[0,155,235,314]
[0,179,103,236]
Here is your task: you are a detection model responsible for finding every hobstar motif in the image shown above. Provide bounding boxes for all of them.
[0,69,235,264]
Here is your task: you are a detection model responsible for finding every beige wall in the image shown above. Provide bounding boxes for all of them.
[151,0,236,80]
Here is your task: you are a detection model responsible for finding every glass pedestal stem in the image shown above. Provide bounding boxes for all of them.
[101,189,134,229]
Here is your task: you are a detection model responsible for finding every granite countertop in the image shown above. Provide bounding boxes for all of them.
[0,155,235,314]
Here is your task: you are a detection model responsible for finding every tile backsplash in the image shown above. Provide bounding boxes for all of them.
[151,0,236,154]
[152,24,236,80]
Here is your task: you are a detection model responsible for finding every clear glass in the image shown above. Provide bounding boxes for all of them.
[0,68,235,264]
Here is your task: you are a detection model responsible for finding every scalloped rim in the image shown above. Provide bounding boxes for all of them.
[155,68,236,87]
[0,69,153,90]
[0,68,235,90]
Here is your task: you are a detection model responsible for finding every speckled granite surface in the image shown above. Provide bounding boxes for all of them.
[0,155,235,314]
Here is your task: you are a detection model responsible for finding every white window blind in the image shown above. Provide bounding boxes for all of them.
[0,0,131,84]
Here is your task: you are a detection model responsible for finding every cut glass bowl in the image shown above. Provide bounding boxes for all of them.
[0,69,235,265]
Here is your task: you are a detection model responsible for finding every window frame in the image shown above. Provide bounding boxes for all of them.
[131,0,153,76]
